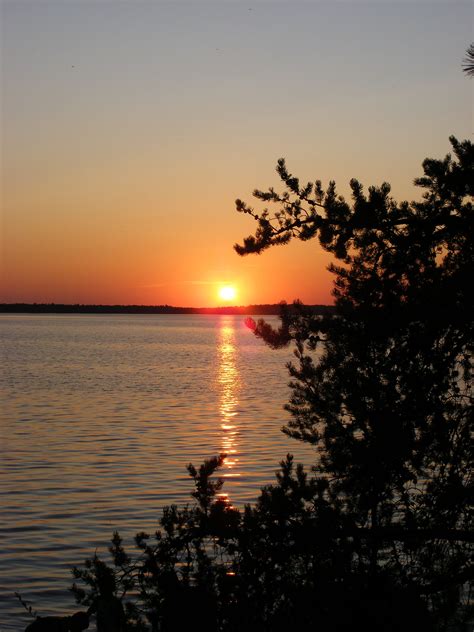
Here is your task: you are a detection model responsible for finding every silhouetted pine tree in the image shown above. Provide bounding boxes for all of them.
[69,139,472,631]
[235,137,473,628]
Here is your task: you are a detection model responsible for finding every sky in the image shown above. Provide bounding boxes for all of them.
[1,0,472,306]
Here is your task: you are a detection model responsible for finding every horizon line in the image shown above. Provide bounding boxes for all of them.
[0,302,335,315]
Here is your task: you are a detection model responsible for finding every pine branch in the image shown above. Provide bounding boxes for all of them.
[463,42,474,77]
[14,592,37,619]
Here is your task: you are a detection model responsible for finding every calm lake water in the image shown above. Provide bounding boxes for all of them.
[0,314,317,629]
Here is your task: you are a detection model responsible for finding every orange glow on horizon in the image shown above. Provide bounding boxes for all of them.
[2,2,464,309]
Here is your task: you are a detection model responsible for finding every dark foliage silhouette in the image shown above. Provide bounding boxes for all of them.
[24,611,89,632]
[232,136,473,628]
[64,138,473,631]
[463,43,474,77]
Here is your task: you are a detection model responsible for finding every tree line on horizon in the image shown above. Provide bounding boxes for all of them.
[0,303,336,316]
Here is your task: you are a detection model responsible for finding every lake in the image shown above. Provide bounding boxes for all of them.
[0,314,317,629]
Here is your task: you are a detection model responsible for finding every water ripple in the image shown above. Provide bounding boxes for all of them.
[0,314,317,629]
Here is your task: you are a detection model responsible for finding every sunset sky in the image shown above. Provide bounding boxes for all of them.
[1,0,472,306]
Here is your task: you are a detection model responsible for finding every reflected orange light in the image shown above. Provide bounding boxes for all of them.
[217,321,241,492]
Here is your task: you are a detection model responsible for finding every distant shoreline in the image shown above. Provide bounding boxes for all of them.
[0,303,335,316]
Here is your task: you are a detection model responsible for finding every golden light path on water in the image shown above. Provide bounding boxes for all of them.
[0,314,323,630]
[217,320,241,506]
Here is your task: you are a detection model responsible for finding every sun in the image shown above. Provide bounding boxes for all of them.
[219,285,237,302]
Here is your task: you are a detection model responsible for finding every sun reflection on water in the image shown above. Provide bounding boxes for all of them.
[217,321,241,503]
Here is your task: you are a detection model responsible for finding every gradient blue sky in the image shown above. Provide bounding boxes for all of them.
[1,0,472,305]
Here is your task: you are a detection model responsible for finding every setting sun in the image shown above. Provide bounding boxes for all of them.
[219,285,237,302]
